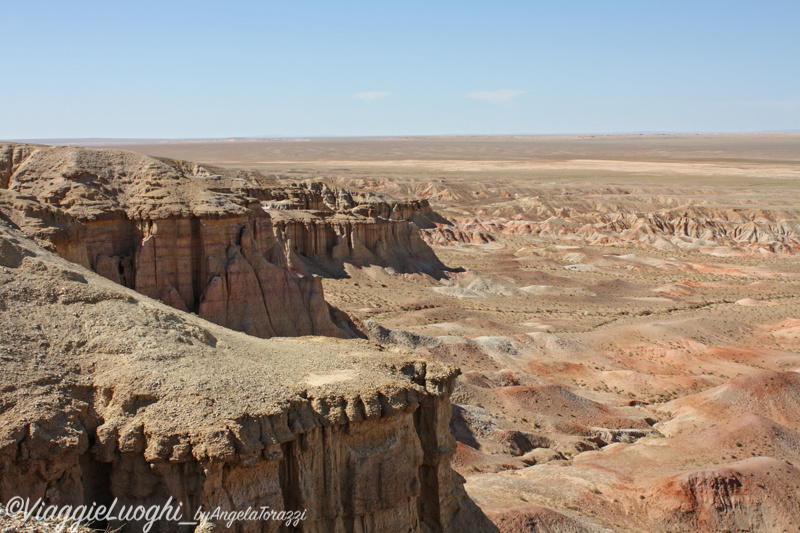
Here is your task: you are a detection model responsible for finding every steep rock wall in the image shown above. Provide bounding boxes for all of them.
[0,380,481,533]
[0,223,496,532]
[0,143,447,338]
[273,213,443,275]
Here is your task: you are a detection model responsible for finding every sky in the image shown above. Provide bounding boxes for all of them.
[2,1,798,138]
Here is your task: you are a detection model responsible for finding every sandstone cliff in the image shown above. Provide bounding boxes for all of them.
[0,220,496,533]
[322,175,800,256]
[0,143,445,339]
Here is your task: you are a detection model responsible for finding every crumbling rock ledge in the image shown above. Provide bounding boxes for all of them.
[0,221,496,533]
[0,143,448,339]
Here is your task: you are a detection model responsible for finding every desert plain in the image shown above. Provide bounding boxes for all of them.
[3,133,800,532]
[70,133,800,532]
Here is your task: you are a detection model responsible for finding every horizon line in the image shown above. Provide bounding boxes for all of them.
[6,130,800,145]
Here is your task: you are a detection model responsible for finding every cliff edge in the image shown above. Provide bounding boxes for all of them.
[0,143,446,339]
[0,219,495,532]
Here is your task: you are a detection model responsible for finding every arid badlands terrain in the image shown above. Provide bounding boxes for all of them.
[2,134,800,532]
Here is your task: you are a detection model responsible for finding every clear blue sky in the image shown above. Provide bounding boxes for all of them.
[2,1,798,138]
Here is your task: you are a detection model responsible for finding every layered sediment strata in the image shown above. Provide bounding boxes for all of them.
[0,143,445,338]
[432,208,800,255]
[322,175,800,255]
[0,222,496,533]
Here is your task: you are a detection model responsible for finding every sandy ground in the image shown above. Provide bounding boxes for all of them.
[66,134,800,532]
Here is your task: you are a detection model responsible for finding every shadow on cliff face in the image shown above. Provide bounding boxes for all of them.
[0,142,458,339]
[450,405,482,450]
[329,304,369,339]
[275,219,460,282]
[0,220,499,533]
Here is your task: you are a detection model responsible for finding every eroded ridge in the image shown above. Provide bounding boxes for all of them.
[0,143,446,339]
[0,221,495,533]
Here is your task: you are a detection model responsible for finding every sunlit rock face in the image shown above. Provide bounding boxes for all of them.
[0,143,447,339]
[0,220,497,533]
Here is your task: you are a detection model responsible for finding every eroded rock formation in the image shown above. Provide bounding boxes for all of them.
[322,175,800,256]
[427,208,800,255]
[0,143,446,339]
[0,220,496,532]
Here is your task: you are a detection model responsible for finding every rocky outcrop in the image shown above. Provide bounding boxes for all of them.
[324,174,800,255]
[422,226,496,246]
[0,142,43,190]
[270,210,443,277]
[0,188,90,266]
[0,220,496,533]
[645,457,800,532]
[435,208,800,255]
[0,143,447,339]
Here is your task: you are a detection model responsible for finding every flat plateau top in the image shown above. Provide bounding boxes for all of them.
[22,133,795,188]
